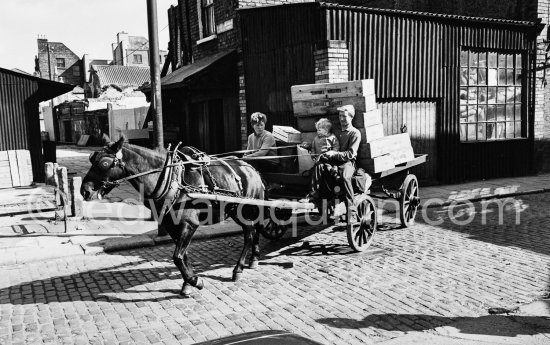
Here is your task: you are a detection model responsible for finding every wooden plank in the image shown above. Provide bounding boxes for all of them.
[291,79,375,101]
[186,193,316,210]
[7,150,20,187]
[293,95,377,117]
[357,155,395,173]
[16,150,32,186]
[272,125,301,143]
[360,133,412,158]
[376,154,427,179]
[296,115,339,132]
[77,134,90,146]
[0,151,8,161]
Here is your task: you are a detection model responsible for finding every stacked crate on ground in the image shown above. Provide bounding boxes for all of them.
[0,150,34,189]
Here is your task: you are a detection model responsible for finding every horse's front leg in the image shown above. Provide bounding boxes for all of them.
[250,224,261,269]
[172,221,203,296]
[233,224,254,281]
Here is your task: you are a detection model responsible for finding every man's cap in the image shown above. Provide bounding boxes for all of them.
[337,104,355,117]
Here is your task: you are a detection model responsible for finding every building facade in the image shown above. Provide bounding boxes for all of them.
[165,0,549,182]
[35,37,85,86]
[112,32,168,68]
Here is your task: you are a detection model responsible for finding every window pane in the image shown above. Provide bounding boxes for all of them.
[487,105,497,121]
[498,69,507,85]
[488,52,498,67]
[496,122,505,139]
[487,68,498,85]
[477,123,486,140]
[460,105,468,122]
[515,69,522,85]
[460,68,469,85]
[506,105,514,121]
[469,68,478,85]
[498,53,506,68]
[487,123,496,140]
[478,52,487,67]
[460,87,468,103]
[487,87,497,104]
[516,54,522,68]
[461,51,469,67]
[514,121,522,137]
[478,105,487,121]
[506,122,515,138]
[506,86,515,103]
[477,68,486,85]
[515,104,521,119]
[496,87,506,103]
[460,124,467,141]
[468,106,477,122]
[496,105,505,121]
[469,52,478,66]
[468,124,478,140]
[506,69,514,85]
[478,87,487,103]
[515,86,522,101]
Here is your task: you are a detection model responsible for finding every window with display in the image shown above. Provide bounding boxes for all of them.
[459,50,525,141]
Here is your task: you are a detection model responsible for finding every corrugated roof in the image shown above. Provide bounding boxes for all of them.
[157,50,236,90]
[94,65,150,88]
[318,2,538,26]
[240,3,539,27]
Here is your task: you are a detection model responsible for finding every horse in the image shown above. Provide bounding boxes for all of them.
[81,136,267,296]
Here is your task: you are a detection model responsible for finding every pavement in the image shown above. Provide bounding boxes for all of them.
[1,145,550,344]
[1,144,549,266]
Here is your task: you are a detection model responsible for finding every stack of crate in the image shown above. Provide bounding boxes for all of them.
[0,150,33,189]
[291,79,414,173]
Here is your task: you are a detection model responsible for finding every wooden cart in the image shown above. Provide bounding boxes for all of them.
[260,154,427,252]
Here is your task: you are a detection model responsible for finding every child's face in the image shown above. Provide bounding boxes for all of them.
[317,127,329,137]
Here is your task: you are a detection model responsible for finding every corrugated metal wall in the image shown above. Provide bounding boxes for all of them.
[322,5,536,182]
[0,71,43,182]
[379,100,438,180]
[240,4,322,131]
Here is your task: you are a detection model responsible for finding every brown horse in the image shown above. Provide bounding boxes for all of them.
[81,136,266,296]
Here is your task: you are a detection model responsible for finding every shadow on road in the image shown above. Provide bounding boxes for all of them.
[317,313,550,337]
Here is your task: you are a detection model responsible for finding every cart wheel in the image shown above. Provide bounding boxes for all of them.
[400,174,420,227]
[260,219,288,240]
[346,195,377,252]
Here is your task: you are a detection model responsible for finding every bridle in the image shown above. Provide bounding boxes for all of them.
[88,147,129,195]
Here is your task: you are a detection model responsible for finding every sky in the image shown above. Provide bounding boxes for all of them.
[0,0,176,73]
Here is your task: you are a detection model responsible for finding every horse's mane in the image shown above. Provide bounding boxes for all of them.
[122,143,167,168]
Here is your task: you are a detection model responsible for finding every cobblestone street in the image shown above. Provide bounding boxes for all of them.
[1,193,550,345]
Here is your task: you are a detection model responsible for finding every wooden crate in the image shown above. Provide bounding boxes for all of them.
[273,125,302,143]
[291,80,375,101]
[357,155,395,173]
[389,146,415,165]
[359,124,385,143]
[357,109,383,127]
[292,94,377,117]
[0,150,34,189]
[296,115,339,132]
[361,133,412,158]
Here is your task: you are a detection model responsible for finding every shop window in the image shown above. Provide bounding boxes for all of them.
[56,58,65,68]
[201,0,215,38]
[133,54,143,64]
[459,49,525,141]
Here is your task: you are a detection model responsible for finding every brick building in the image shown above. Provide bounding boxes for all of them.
[35,37,85,86]
[112,32,168,68]
[162,0,550,181]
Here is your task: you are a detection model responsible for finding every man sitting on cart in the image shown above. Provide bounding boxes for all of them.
[243,112,278,173]
[303,105,361,220]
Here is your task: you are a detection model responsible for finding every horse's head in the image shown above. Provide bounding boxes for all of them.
[81,135,128,201]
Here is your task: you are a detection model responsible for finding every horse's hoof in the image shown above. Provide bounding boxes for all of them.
[232,272,242,282]
[195,277,204,290]
[249,260,259,269]
[180,284,193,297]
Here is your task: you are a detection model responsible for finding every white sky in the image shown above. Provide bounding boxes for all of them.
[0,0,177,73]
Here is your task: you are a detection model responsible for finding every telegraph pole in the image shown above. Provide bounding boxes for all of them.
[147,0,164,149]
